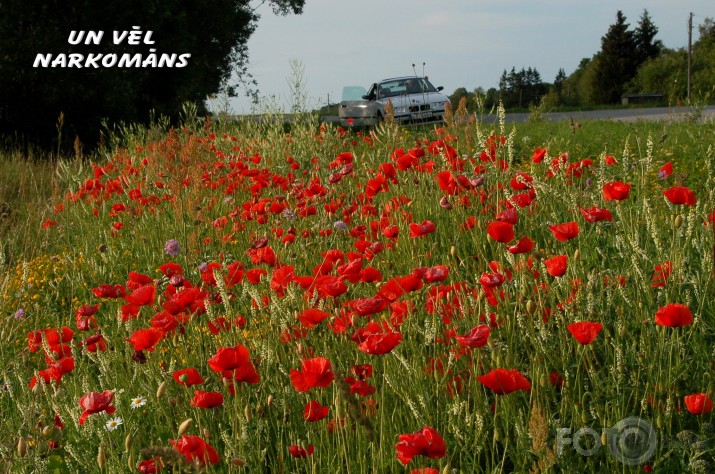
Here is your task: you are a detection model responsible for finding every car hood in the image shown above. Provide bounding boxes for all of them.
[378,92,447,107]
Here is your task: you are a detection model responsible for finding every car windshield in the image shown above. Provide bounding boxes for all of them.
[342,86,368,102]
[378,78,437,98]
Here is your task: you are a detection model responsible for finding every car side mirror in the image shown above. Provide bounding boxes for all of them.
[362,95,369,100]
[437,86,444,92]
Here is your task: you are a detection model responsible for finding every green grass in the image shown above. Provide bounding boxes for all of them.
[0,110,714,473]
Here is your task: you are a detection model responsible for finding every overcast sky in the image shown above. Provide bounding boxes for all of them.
[217,0,713,113]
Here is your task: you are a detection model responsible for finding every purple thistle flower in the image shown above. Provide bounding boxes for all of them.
[13,308,25,320]
[164,239,181,257]
[333,220,349,232]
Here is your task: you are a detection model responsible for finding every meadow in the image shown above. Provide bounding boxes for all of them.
[0,105,714,473]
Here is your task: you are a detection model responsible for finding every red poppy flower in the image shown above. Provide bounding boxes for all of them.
[169,435,220,465]
[684,393,713,415]
[124,285,156,306]
[477,368,531,395]
[75,304,99,331]
[92,283,126,299]
[663,186,697,206]
[409,220,436,238]
[137,459,160,473]
[531,147,546,163]
[352,321,403,355]
[567,321,603,345]
[127,327,163,351]
[173,368,205,386]
[207,344,259,384]
[506,236,534,254]
[297,308,330,329]
[650,261,672,288]
[544,255,568,277]
[580,206,613,223]
[423,265,449,283]
[304,400,329,422]
[395,426,446,465]
[289,444,314,458]
[158,262,184,277]
[603,181,632,201]
[548,222,579,242]
[78,390,116,425]
[654,303,693,327]
[290,357,335,392]
[455,325,490,348]
[190,390,224,409]
[657,161,672,178]
[409,469,440,474]
[486,221,515,243]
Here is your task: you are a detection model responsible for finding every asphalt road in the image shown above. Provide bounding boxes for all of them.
[320,105,715,125]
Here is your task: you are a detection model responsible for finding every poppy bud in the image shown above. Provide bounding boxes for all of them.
[574,249,581,261]
[156,381,167,399]
[179,374,189,384]
[203,428,211,439]
[442,465,451,474]
[526,300,536,315]
[450,245,457,259]
[17,436,27,457]
[231,458,247,466]
[97,444,107,469]
[124,432,133,451]
[244,405,251,422]
[178,418,193,436]
[127,452,135,471]
[267,394,274,407]
[674,215,683,228]
[601,432,608,446]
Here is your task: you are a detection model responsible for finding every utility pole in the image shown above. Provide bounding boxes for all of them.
[687,12,693,104]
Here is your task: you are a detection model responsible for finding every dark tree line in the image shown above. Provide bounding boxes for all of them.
[0,0,305,149]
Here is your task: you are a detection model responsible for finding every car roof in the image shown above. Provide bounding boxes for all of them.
[380,76,424,82]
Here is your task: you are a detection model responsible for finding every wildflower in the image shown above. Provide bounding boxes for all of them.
[164,239,181,256]
[208,344,260,384]
[333,220,349,232]
[290,357,335,392]
[477,368,531,395]
[395,426,446,465]
[455,324,490,348]
[507,236,534,254]
[304,400,329,422]
[173,368,205,386]
[548,222,579,242]
[663,186,697,206]
[352,321,403,355]
[684,393,713,415]
[78,390,116,425]
[288,444,314,458]
[544,255,568,277]
[580,206,613,223]
[567,321,603,345]
[603,181,632,201]
[658,162,673,179]
[169,435,220,465]
[13,308,25,320]
[190,390,224,409]
[130,396,147,409]
[654,303,693,327]
[486,221,515,243]
[105,417,123,431]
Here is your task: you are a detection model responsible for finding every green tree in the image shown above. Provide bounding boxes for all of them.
[592,10,638,104]
[0,0,305,148]
[634,9,663,65]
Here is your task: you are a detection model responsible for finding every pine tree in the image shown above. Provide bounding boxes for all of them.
[634,9,662,65]
[593,10,638,104]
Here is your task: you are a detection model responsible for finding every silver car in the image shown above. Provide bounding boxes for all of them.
[339,76,450,127]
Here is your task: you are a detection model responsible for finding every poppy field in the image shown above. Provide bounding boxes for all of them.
[1,109,714,473]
